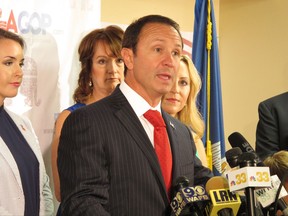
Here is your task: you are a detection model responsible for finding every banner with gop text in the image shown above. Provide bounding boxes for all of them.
[1,0,101,160]
[1,2,101,211]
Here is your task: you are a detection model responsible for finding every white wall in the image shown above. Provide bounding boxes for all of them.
[220,0,288,150]
[103,0,288,151]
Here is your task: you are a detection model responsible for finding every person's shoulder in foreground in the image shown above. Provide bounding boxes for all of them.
[256,91,288,160]
[261,91,288,105]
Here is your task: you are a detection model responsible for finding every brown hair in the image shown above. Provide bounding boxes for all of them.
[73,25,124,103]
[0,29,25,49]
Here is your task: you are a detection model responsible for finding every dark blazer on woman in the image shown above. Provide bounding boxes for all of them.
[256,92,288,160]
[58,86,213,216]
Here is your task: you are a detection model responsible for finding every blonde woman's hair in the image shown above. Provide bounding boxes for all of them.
[176,55,205,139]
[263,150,288,181]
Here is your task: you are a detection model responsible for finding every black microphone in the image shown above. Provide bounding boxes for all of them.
[170,176,209,216]
[228,132,264,166]
[238,152,260,216]
[225,148,248,216]
[225,147,242,168]
[228,133,266,216]
[228,132,288,216]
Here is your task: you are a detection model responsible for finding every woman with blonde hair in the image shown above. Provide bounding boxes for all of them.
[263,150,288,216]
[162,54,207,167]
[263,150,288,183]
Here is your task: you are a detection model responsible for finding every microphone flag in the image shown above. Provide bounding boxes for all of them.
[227,166,271,192]
[207,188,241,216]
[255,175,288,208]
[170,185,209,216]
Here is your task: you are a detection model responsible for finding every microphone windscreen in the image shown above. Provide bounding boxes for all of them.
[228,132,265,166]
[205,176,242,216]
[225,147,242,168]
[238,152,259,167]
[205,176,229,192]
[228,132,250,152]
[173,176,189,188]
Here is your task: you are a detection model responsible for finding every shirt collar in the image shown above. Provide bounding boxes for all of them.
[119,81,162,117]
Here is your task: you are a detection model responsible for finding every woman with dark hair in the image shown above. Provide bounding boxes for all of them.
[0,28,53,215]
[51,25,124,213]
[73,25,124,104]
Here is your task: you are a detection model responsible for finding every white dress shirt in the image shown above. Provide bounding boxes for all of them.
[119,81,162,147]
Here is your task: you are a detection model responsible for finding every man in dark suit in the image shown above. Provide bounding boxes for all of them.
[58,15,213,216]
[256,92,288,160]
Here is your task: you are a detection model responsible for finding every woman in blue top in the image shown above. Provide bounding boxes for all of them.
[51,25,125,215]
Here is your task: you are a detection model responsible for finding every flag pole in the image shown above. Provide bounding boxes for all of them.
[193,0,226,175]
[206,0,213,170]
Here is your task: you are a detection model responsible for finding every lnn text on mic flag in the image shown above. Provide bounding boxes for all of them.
[192,0,225,176]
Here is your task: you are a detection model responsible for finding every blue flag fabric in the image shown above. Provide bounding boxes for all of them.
[192,0,225,176]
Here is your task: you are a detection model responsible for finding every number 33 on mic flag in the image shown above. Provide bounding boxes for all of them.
[227,166,271,192]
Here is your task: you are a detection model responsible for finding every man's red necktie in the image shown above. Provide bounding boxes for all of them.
[144,110,172,194]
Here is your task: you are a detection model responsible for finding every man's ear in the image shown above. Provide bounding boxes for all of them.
[121,48,133,70]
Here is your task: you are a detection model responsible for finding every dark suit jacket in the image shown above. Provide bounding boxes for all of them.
[256,92,288,160]
[58,86,213,216]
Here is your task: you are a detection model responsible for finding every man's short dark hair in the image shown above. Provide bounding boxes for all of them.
[122,14,183,54]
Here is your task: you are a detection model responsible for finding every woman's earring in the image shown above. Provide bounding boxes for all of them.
[89,80,92,87]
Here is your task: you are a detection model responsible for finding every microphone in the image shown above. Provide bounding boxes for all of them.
[225,147,242,169]
[205,176,241,216]
[225,147,248,215]
[228,132,288,215]
[170,176,209,216]
[255,175,288,216]
[220,148,241,179]
[228,132,264,166]
[239,152,264,216]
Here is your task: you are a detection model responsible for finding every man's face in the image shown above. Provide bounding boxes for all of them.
[123,22,182,106]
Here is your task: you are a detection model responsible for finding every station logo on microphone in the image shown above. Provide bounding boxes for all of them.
[227,166,271,192]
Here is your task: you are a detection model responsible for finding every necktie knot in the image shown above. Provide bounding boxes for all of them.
[144,110,165,128]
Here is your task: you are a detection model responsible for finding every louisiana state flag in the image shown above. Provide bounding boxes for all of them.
[192,0,225,175]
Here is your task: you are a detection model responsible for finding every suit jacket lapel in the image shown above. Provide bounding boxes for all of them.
[6,109,43,165]
[110,88,168,200]
[162,111,181,181]
[0,110,27,192]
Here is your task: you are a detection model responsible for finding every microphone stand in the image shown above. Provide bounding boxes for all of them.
[238,152,259,216]
[245,186,256,216]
